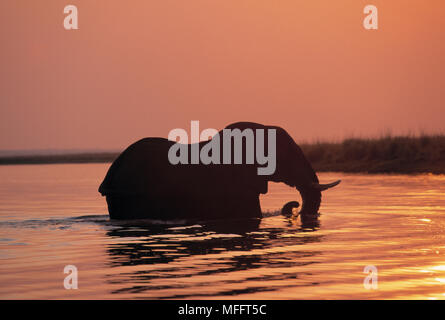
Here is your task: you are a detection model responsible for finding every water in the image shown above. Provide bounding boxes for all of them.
[0,164,445,299]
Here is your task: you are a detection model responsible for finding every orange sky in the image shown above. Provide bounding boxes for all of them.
[1,1,444,150]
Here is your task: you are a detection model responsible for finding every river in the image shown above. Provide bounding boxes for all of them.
[0,164,444,299]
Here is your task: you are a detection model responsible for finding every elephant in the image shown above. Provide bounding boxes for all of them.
[98,122,340,221]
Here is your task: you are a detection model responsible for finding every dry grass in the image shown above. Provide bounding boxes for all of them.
[301,134,445,174]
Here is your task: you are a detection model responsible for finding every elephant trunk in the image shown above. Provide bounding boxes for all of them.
[298,186,322,217]
[296,180,341,216]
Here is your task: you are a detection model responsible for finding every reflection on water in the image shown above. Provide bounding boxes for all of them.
[0,164,445,299]
[105,218,322,298]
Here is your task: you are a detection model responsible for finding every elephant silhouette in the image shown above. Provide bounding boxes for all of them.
[99,122,340,220]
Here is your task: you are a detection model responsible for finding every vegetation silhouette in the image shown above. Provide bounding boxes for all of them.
[303,134,445,173]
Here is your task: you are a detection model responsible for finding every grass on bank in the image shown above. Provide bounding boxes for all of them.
[301,134,445,174]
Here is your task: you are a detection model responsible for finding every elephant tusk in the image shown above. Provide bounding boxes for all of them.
[312,180,341,191]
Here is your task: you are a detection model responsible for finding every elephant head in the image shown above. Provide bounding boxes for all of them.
[271,125,340,216]
[224,122,340,217]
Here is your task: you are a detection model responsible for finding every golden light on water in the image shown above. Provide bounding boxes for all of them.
[431,265,445,271]
[1,165,445,299]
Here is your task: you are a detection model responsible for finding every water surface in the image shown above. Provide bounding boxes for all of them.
[0,164,444,299]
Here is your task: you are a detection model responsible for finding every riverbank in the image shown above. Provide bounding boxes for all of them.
[0,152,117,165]
[301,135,445,174]
[1,135,444,174]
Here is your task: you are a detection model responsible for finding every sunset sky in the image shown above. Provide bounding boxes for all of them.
[1,1,444,151]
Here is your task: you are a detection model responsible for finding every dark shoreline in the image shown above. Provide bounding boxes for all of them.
[1,135,445,174]
[301,135,445,174]
[0,153,118,166]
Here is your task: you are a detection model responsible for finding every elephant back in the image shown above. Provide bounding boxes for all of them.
[98,138,174,196]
